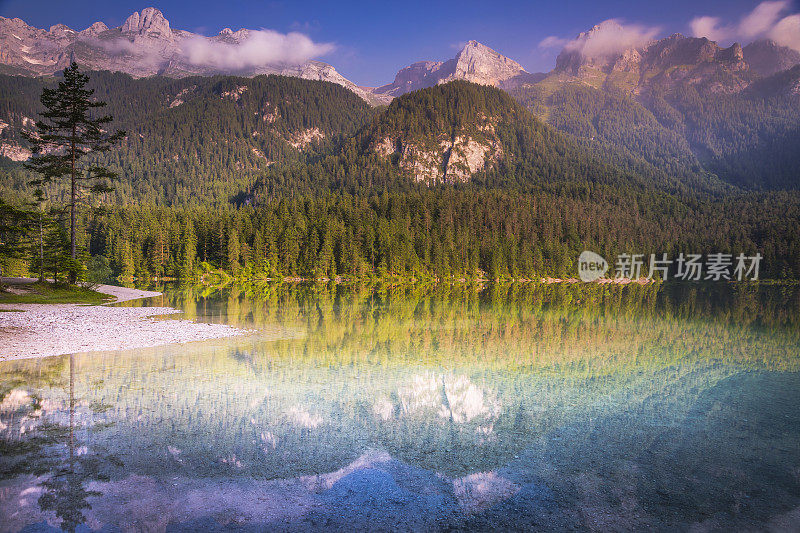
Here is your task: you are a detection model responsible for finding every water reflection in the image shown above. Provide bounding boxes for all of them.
[1,282,799,531]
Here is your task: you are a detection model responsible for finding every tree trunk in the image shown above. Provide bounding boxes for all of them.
[69,353,75,463]
[38,211,44,283]
[69,126,77,283]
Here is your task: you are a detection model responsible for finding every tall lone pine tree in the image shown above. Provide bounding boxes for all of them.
[23,62,124,282]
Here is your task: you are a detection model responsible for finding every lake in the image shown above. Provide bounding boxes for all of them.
[1,282,799,531]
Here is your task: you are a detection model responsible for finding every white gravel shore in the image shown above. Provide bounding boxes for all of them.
[0,278,247,360]
[91,283,164,303]
[0,304,246,361]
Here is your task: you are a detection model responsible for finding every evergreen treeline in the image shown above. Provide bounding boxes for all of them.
[83,188,800,282]
[2,75,800,282]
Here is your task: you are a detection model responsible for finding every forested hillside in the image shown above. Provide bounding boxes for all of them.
[1,74,799,281]
[511,64,800,190]
[0,72,374,204]
[251,81,703,197]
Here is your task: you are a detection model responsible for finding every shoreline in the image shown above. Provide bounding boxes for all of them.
[0,278,247,362]
[0,277,164,304]
[91,283,164,304]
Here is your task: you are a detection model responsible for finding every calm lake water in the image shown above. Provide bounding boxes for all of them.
[1,282,800,531]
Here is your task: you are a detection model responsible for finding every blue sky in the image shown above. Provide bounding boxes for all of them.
[0,0,795,86]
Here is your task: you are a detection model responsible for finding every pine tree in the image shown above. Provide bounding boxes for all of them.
[23,63,124,283]
[180,218,197,279]
[32,189,47,282]
[41,223,71,284]
[226,226,241,272]
[120,239,135,281]
[0,198,30,283]
[252,231,266,274]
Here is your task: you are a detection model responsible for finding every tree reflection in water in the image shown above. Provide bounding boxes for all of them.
[0,353,123,532]
[36,355,101,532]
[0,282,797,530]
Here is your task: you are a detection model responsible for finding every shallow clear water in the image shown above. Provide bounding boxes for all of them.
[1,283,800,531]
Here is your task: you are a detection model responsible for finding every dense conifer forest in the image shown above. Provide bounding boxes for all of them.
[1,73,799,282]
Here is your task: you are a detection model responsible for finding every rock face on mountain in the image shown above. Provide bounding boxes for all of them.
[553,21,749,76]
[375,61,448,98]
[441,40,528,86]
[549,29,799,96]
[744,40,800,77]
[121,6,171,36]
[374,41,530,98]
[372,26,800,103]
[509,24,800,191]
[374,126,503,184]
[362,82,531,184]
[553,21,648,74]
[3,8,800,112]
[0,8,386,103]
[641,35,746,73]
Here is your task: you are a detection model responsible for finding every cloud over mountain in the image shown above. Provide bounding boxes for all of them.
[541,19,660,60]
[0,7,357,99]
[690,1,800,52]
[538,36,569,50]
[180,30,335,70]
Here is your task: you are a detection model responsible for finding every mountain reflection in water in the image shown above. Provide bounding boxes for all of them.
[1,282,799,531]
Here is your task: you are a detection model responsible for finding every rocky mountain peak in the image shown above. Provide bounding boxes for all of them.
[81,21,109,36]
[0,9,376,105]
[456,40,496,58]
[0,16,26,27]
[121,7,171,37]
[447,40,527,85]
[611,48,643,72]
[48,23,75,38]
[743,39,800,77]
[373,62,445,97]
[555,29,752,81]
[232,29,250,41]
[374,40,527,98]
[726,42,744,62]
[554,20,656,74]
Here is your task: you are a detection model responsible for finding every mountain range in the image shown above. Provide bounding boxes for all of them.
[0,7,389,105]
[3,9,798,103]
[1,7,800,191]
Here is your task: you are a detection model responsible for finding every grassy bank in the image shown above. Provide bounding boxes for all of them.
[0,281,112,305]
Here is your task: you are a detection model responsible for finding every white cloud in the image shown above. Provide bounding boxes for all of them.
[771,14,800,51]
[538,35,569,50]
[688,16,731,42]
[79,27,335,72]
[80,35,167,70]
[689,1,800,52]
[563,19,660,59]
[739,1,787,39]
[181,30,335,70]
[83,35,138,55]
